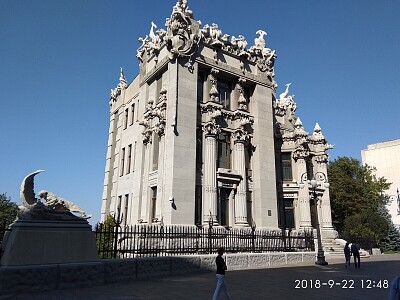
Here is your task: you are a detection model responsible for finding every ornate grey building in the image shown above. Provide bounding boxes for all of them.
[101,1,336,238]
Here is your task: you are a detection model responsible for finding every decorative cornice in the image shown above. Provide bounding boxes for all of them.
[135,2,277,78]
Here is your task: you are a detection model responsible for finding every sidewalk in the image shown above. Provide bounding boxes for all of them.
[4,254,400,300]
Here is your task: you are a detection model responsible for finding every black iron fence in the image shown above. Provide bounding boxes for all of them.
[94,223,314,259]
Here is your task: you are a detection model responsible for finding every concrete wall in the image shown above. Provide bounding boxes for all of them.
[0,252,315,296]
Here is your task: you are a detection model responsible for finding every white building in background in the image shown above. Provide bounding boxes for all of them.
[100,0,337,239]
[361,139,400,227]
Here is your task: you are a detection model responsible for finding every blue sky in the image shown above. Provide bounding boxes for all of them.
[1,0,399,225]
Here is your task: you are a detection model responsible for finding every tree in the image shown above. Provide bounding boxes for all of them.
[342,210,389,250]
[95,214,116,259]
[327,157,390,233]
[0,193,18,227]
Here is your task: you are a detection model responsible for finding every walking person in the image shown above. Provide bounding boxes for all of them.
[389,275,400,300]
[351,242,361,268]
[344,242,351,268]
[212,247,232,300]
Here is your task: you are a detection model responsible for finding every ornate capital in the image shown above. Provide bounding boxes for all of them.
[233,127,249,144]
[314,154,329,164]
[202,121,221,136]
[292,146,309,161]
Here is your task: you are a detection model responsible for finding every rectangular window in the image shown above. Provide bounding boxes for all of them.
[130,103,135,125]
[123,194,129,226]
[197,72,204,103]
[136,100,139,121]
[120,147,125,176]
[156,75,163,104]
[127,144,132,174]
[117,195,122,219]
[306,159,314,180]
[284,198,295,229]
[281,152,293,181]
[151,187,157,222]
[217,132,231,169]
[217,79,231,110]
[133,141,137,170]
[124,108,129,129]
[196,128,203,171]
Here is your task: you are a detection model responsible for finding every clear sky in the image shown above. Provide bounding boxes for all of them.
[1,0,399,225]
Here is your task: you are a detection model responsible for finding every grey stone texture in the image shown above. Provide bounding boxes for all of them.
[0,252,314,296]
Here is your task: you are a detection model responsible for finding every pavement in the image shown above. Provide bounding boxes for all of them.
[3,254,400,300]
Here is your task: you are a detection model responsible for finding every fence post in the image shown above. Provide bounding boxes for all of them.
[113,214,123,259]
[251,222,256,252]
[208,217,213,254]
[281,228,287,252]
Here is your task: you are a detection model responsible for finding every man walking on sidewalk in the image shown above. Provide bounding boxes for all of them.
[212,247,233,300]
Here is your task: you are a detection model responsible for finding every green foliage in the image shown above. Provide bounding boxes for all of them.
[342,210,389,249]
[95,214,116,259]
[327,157,390,233]
[380,224,400,252]
[0,193,18,227]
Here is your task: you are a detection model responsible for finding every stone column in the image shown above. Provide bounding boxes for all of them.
[294,154,312,229]
[233,133,248,226]
[315,154,336,237]
[101,111,117,221]
[202,123,219,225]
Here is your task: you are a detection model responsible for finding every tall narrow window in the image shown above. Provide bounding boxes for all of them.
[152,134,160,171]
[133,141,137,170]
[197,72,204,103]
[151,187,157,222]
[136,100,139,121]
[117,195,122,219]
[281,152,293,181]
[306,158,314,180]
[284,198,295,229]
[120,147,125,176]
[123,194,129,226]
[217,132,231,169]
[155,75,163,104]
[130,103,135,125]
[217,79,231,110]
[124,108,129,129]
[196,128,203,171]
[127,144,132,174]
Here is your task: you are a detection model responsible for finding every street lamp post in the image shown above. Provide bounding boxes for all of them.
[299,172,329,266]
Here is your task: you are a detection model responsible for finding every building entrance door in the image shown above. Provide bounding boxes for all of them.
[218,188,230,226]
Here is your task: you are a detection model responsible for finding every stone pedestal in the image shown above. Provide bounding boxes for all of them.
[1,220,98,266]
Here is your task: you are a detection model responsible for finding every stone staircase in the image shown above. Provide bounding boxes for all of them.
[322,238,370,259]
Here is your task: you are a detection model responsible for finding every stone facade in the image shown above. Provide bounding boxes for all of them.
[361,139,400,228]
[101,0,335,235]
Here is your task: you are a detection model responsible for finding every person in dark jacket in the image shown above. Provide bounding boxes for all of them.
[351,242,361,268]
[344,242,351,268]
[389,275,400,300]
[212,247,232,300]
